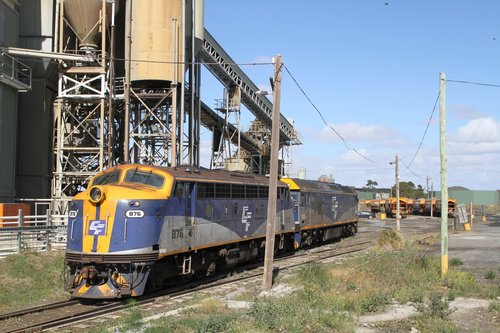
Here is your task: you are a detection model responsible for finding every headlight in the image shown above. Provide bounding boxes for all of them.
[89,186,105,204]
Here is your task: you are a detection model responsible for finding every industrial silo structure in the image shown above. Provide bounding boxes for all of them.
[124,0,204,167]
[52,0,113,211]
[50,0,205,210]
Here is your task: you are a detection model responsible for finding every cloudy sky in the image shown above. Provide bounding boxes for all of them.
[199,1,500,190]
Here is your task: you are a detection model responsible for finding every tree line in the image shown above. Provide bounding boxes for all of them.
[364,179,426,199]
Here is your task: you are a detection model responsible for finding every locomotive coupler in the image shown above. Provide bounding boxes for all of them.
[81,265,98,279]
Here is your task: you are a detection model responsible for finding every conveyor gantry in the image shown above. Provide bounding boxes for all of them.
[200,30,302,146]
[199,101,260,154]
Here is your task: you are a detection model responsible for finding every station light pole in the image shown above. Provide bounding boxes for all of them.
[263,54,282,289]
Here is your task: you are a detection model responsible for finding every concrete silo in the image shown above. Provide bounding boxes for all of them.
[123,0,204,166]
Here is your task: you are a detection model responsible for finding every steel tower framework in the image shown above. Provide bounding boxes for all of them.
[52,0,109,213]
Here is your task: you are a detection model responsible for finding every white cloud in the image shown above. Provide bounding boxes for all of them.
[449,117,500,154]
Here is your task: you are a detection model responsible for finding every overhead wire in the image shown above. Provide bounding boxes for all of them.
[446,79,500,88]
[400,78,500,182]
[282,64,379,164]
[400,158,429,180]
[5,53,274,67]
[403,90,440,170]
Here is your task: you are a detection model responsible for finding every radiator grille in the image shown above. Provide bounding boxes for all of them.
[65,252,159,264]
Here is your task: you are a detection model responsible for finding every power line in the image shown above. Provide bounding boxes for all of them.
[446,79,500,88]
[403,90,440,169]
[283,64,378,164]
[112,57,273,67]
[303,167,393,173]
[11,54,274,67]
[400,158,428,180]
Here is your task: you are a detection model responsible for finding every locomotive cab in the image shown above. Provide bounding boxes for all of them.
[65,165,173,298]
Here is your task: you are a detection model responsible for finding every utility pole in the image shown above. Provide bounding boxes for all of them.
[430,183,434,218]
[439,72,449,276]
[426,176,430,198]
[395,154,400,231]
[263,54,282,289]
[390,154,400,231]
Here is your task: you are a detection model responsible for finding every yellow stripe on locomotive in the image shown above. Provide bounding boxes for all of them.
[74,164,173,254]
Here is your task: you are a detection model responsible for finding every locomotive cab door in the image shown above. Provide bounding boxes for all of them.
[290,191,301,248]
[182,182,195,250]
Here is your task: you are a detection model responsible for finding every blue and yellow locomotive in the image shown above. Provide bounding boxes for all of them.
[65,164,357,299]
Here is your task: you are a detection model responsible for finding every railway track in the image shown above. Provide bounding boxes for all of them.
[0,239,372,332]
[0,300,80,322]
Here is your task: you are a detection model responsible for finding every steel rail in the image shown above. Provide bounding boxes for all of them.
[0,300,80,321]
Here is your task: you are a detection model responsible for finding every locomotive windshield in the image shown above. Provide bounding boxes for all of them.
[125,169,164,188]
[92,170,121,186]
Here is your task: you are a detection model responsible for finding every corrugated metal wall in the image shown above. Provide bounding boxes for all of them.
[448,190,500,205]
[421,190,498,205]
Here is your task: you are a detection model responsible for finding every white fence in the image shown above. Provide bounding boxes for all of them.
[0,209,68,258]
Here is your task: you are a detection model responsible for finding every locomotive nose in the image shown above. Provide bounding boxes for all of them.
[89,186,105,204]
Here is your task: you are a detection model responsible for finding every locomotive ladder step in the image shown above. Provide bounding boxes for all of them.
[181,256,192,275]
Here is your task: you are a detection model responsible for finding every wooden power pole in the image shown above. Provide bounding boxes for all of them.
[439,72,449,276]
[263,54,282,289]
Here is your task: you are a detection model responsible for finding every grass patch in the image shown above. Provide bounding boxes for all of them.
[411,314,458,333]
[99,244,494,332]
[417,293,454,319]
[0,251,67,311]
[485,270,496,280]
[145,311,245,333]
[120,300,143,331]
[377,229,403,249]
[450,257,463,266]
[377,315,458,333]
[249,295,354,333]
[490,299,500,312]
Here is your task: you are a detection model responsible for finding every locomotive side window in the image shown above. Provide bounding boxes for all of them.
[215,183,231,198]
[246,186,258,199]
[197,183,215,198]
[92,170,121,186]
[125,169,164,188]
[258,186,268,198]
[232,184,245,198]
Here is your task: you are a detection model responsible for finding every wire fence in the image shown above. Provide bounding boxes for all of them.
[0,209,68,258]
